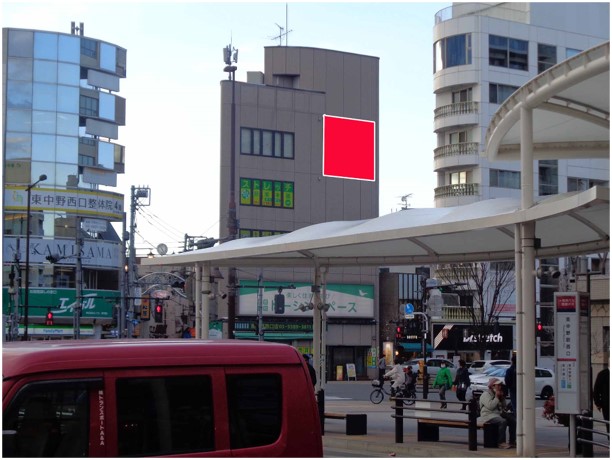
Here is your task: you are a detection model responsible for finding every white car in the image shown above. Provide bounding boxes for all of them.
[468,359,512,374]
[470,365,555,400]
[403,358,457,380]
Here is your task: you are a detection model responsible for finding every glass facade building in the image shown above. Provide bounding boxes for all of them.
[2,27,127,339]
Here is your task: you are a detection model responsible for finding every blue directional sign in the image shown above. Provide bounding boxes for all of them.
[404,303,414,319]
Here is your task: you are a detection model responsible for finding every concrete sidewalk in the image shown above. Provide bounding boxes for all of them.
[320,394,606,458]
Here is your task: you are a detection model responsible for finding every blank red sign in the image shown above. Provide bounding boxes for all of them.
[322,115,376,181]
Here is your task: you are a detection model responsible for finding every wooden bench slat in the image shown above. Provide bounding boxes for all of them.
[417,419,486,429]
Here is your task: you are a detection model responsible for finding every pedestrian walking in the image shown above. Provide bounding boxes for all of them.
[303,354,317,389]
[433,362,453,408]
[453,359,471,410]
[505,355,517,412]
[593,366,609,433]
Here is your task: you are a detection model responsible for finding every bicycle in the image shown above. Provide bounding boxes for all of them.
[370,379,415,405]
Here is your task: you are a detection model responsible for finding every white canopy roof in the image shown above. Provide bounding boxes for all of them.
[485,41,609,161]
[143,186,609,269]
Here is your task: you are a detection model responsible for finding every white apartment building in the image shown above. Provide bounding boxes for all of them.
[433,2,609,207]
[430,2,609,369]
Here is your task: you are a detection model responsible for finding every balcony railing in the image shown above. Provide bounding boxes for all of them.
[434,183,480,199]
[434,101,479,120]
[441,306,481,321]
[434,142,480,160]
[435,3,529,25]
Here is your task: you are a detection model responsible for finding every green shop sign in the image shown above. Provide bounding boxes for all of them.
[3,287,118,319]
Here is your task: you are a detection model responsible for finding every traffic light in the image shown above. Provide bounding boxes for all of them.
[154,302,163,322]
[395,326,403,341]
[45,309,54,326]
[274,294,285,314]
[536,320,543,338]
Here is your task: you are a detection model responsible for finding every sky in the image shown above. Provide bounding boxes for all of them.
[3,0,449,256]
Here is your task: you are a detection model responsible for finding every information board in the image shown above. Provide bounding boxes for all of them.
[554,292,590,414]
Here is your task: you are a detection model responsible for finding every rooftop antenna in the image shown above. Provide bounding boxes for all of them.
[398,193,413,210]
[270,3,293,46]
[71,21,84,36]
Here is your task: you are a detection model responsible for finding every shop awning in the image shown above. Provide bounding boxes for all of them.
[397,342,433,353]
[234,331,313,341]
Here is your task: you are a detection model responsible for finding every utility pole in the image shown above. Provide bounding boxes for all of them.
[223,43,238,339]
[128,186,150,338]
[74,216,83,339]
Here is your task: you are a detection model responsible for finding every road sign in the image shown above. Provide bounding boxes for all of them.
[404,303,414,319]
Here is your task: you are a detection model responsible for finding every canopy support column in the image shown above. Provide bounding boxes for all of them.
[520,106,536,457]
[202,265,211,339]
[195,263,202,339]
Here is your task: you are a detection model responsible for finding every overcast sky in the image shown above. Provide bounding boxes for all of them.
[3,0,449,256]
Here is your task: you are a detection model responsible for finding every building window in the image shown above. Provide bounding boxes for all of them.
[241,128,294,159]
[538,43,557,73]
[450,171,467,185]
[567,177,607,192]
[239,229,288,239]
[80,38,97,59]
[489,83,519,104]
[240,178,294,209]
[452,88,472,104]
[490,169,520,189]
[489,35,528,71]
[433,33,472,73]
[538,160,558,196]
[566,48,582,59]
[79,95,98,117]
[449,131,468,144]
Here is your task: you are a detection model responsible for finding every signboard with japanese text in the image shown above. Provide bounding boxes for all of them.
[554,292,590,414]
[2,287,118,320]
[3,236,122,268]
[238,281,374,318]
[4,185,124,220]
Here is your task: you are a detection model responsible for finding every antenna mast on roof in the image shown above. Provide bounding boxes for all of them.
[271,3,293,46]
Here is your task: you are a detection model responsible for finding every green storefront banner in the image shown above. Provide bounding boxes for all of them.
[238,281,374,317]
[2,287,118,319]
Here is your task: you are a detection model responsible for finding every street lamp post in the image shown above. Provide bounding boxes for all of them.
[224,43,238,339]
[22,174,47,341]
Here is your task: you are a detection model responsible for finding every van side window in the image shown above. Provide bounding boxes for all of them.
[3,380,93,457]
[227,374,282,449]
[115,376,214,456]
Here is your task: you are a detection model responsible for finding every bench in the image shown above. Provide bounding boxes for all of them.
[324,412,367,435]
[417,418,498,448]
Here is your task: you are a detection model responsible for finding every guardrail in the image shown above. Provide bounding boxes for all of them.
[577,411,610,456]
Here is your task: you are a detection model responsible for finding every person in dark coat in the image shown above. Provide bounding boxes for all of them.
[593,366,609,432]
[453,359,471,410]
[303,354,317,388]
[505,355,517,412]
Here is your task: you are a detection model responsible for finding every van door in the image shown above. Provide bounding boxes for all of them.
[2,377,104,457]
[104,367,230,457]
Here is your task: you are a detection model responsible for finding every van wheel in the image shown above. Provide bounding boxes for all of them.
[540,386,553,400]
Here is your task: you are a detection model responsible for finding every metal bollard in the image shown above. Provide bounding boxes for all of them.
[581,410,594,457]
[468,398,478,451]
[395,397,404,443]
[317,389,325,436]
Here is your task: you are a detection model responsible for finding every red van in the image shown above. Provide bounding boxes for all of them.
[2,339,322,457]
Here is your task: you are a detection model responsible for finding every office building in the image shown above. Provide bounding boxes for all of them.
[2,26,127,339]
[217,46,380,378]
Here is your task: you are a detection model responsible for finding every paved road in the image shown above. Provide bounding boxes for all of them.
[320,381,609,458]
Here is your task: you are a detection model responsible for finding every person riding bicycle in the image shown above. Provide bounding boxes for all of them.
[403,365,416,397]
[384,357,405,396]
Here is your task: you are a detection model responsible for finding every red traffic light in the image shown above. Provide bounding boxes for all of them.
[45,309,54,326]
[155,304,162,314]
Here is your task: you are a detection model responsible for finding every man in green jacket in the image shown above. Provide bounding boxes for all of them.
[433,363,453,409]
